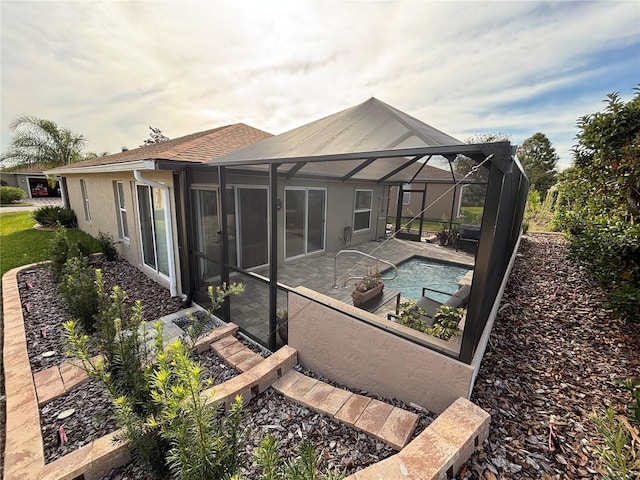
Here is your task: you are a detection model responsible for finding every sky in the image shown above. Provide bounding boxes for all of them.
[1,1,639,171]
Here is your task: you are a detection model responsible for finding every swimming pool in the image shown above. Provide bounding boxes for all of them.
[382,257,470,302]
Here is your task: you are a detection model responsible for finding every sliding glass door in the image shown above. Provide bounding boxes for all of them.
[192,188,221,287]
[137,184,169,277]
[285,187,326,259]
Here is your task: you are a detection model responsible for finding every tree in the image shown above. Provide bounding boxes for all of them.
[141,126,169,146]
[0,116,86,171]
[517,132,558,197]
[572,90,640,223]
[553,87,640,321]
[455,133,511,206]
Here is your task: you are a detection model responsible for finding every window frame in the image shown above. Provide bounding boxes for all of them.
[80,179,91,222]
[353,188,373,232]
[114,181,129,241]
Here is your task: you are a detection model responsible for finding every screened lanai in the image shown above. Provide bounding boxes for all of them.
[185,98,529,365]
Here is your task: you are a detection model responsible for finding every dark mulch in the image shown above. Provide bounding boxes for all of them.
[462,234,640,479]
[17,257,183,373]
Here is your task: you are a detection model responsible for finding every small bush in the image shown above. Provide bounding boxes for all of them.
[33,206,77,228]
[59,257,99,332]
[97,231,118,261]
[49,225,79,282]
[0,186,25,204]
[591,407,640,479]
[253,435,344,480]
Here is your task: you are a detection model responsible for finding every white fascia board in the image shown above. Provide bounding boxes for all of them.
[44,160,156,175]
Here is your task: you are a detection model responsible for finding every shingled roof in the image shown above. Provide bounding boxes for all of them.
[47,123,272,174]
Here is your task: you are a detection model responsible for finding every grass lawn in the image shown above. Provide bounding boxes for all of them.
[0,211,100,279]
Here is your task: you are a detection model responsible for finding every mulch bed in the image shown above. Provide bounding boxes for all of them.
[17,257,183,373]
[462,234,640,479]
[16,255,409,474]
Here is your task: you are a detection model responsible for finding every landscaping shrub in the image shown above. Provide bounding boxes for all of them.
[65,283,251,478]
[97,231,118,260]
[150,342,247,480]
[33,205,77,227]
[59,257,99,332]
[48,225,81,282]
[252,435,344,480]
[183,282,245,349]
[398,302,464,340]
[0,186,25,204]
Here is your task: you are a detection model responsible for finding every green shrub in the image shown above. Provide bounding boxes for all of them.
[252,435,344,480]
[398,302,463,340]
[33,206,77,227]
[97,231,118,260]
[591,407,640,479]
[150,342,247,480]
[183,282,244,349]
[59,258,99,332]
[0,186,25,204]
[48,225,79,282]
[618,379,640,427]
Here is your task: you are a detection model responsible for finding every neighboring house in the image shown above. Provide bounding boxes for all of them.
[0,165,61,198]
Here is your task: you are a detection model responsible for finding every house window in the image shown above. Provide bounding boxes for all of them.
[114,181,129,240]
[137,184,169,277]
[402,183,411,205]
[353,189,372,232]
[80,179,91,222]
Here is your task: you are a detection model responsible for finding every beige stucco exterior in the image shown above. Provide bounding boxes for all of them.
[63,170,182,293]
[287,287,476,414]
[389,184,462,224]
[61,167,388,297]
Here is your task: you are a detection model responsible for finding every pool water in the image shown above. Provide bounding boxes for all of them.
[382,257,470,302]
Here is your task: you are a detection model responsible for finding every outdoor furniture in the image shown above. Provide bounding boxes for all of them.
[388,284,472,325]
[456,224,481,253]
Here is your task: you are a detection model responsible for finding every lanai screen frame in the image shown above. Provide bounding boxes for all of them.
[191,141,529,364]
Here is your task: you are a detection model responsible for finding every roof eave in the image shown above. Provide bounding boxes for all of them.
[45,159,157,175]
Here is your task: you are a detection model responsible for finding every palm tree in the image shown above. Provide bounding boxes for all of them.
[0,115,87,170]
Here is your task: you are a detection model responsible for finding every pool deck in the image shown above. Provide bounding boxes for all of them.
[234,238,475,343]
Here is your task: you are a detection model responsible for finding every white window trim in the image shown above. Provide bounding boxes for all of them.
[353,188,373,232]
[80,179,91,222]
[115,181,129,242]
[402,183,411,205]
[135,183,170,280]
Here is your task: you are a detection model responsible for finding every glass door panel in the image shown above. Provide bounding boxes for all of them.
[193,189,221,284]
[137,185,156,270]
[307,189,325,253]
[238,188,268,269]
[285,189,305,258]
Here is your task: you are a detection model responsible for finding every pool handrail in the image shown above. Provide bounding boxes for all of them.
[334,250,398,288]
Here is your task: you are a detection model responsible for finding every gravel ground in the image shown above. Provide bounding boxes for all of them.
[462,234,640,479]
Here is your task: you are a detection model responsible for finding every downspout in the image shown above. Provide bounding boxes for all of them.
[134,170,178,297]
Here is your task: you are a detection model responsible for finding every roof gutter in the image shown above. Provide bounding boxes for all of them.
[44,159,156,175]
[133,170,178,297]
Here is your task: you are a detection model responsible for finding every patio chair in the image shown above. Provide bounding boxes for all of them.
[456,224,481,253]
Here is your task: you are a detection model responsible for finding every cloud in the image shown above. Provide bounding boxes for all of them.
[1,0,638,170]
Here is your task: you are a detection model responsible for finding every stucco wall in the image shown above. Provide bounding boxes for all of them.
[389,184,461,224]
[191,171,388,266]
[288,287,475,414]
[63,170,181,293]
